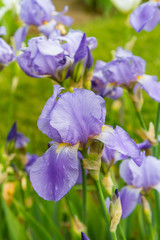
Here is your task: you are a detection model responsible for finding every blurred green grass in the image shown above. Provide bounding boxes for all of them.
[1,11,160,155]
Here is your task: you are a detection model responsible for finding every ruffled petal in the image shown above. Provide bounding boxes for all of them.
[137,74,160,102]
[120,186,141,218]
[50,89,106,145]
[95,125,144,166]
[30,142,79,201]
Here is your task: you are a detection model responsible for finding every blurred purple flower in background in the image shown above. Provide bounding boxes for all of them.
[14,0,73,49]
[30,85,144,202]
[6,122,29,149]
[120,156,160,218]
[100,47,160,102]
[130,1,160,32]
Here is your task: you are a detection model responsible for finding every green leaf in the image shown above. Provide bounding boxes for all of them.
[13,200,55,240]
[2,200,28,240]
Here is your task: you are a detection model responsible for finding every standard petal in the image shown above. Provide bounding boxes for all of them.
[120,186,141,218]
[50,89,106,145]
[7,122,17,142]
[37,85,63,140]
[95,125,144,166]
[30,142,79,202]
[137,74,160,102]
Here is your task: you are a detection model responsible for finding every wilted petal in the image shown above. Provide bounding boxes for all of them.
[30,142,79,201]
[14,25,28,50]
[137,74,160,102]
[120,186,141,218]
[95,125,144,166]
[38,85,63,141]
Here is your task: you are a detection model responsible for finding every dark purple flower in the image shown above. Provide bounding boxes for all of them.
[102,47,160,102]
[91,60,123,99]
[120,156,160,218]
[130,1,160,32]
[30,85,144,202]
[81,232,90,240]
[6,122,29,149]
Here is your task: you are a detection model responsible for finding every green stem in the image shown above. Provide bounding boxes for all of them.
[153,104,160,239]
[81,160,87,224]
[118,224,126,240]
[136,110,147,130]
[148,221,154,240]
[94,179,117,240]
[153,103,160,156]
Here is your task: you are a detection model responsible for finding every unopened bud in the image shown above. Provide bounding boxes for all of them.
[2,182,16,205]
[109,189,122,232]
[141,196,152,224]
[102,172,113,196]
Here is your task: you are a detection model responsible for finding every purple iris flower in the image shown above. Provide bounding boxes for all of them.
[14,0,73,49]
[102,47,160,102]
[30,85,144,202]
[17,30,96,81]
[120,156,160,218]
[91,60,123,99]
[16,36,73,80]
[6,122,29,149]
[130,1,160,32]
[0,28,15,69]
[81,232,90,240]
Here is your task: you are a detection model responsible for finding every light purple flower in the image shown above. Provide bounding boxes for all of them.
[6,122,29,149]
[14,0,73,49]
[17,36,73,80]
[17,30,97,81]
[19,0,55,26]
[30,85,144,202]
[102,47,160,102]
[120,156,160,218]
[0,38,15,69]
[130,1,160,32]
[91,60,123,99]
